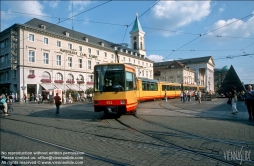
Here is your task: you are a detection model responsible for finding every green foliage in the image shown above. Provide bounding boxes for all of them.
[85,87,94,94]
[66,89,78,100]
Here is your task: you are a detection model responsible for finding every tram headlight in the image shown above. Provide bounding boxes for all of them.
[120,100,126,104]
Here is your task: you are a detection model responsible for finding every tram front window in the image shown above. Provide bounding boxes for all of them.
[94,65,125,92]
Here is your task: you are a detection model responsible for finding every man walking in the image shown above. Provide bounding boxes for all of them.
[198,90,202,103]
[244,85,254,120]
[54,93,61,116]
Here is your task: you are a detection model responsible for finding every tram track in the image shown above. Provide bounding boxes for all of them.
[114,116,254,166]
[0,128,127,166]
[133,115,254,149]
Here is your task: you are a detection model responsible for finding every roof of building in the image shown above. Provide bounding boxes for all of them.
[4,18,152,62]
[153,56,214,67]
[221,65,230,72]
[218,65,245,93]
[130,15,144,33]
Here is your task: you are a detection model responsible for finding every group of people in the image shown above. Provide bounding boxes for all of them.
[180,90,202,103]
[230,85,254,120]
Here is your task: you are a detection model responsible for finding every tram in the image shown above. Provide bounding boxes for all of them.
[93,63,204,115]
[93,63,138,115]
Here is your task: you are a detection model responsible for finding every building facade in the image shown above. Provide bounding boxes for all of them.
[154,60,196,84]
[0,16,153,101]
[154,56,215,92]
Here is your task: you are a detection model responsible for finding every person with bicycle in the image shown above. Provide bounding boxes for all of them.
[0,94,8,116]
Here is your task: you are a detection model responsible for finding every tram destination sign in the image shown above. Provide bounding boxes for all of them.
[95,65,124,71]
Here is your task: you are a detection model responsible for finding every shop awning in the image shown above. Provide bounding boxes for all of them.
[40,84,55,90]
[66,84,80,91]
[77,84,86,91]
[54,84,68,91]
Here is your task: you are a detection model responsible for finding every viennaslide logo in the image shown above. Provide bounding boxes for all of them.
[224,146,251,165]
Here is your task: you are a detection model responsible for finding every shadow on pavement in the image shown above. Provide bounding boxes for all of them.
[27,103,104,122]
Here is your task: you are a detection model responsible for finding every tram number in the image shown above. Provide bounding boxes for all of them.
[106,101,112,104]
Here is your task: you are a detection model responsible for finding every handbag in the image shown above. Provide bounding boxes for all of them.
[227,98,231,105]
[59,101,62,105]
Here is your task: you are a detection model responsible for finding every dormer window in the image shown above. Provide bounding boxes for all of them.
[65,31,69,37]
[40,24,46,30]
[83,37,88,42]
[99,42,104,47]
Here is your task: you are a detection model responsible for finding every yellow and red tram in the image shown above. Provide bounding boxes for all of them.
[93,63,138,114]
[93,63,204,115]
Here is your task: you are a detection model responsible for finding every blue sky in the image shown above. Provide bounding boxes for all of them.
[1,0,254,84]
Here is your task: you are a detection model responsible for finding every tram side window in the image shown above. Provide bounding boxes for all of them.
[162,85,166,91]
[142,82,146,91]
[152,83,158,91]
[126,72,134,91]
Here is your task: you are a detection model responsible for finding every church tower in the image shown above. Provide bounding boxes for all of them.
[130,13,146,56]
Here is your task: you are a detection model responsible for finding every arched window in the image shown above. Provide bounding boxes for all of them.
[133,41,137,50]
[140,42,143,50]
[42,71,51,79]
[67,73,74,81]
[77,74,84,81]
[55,73,63,80]
[77,74,84,84]
[66,73,75,84]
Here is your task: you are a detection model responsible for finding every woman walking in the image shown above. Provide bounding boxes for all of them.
[231,87,238,114]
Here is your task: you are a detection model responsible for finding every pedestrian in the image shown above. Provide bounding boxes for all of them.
[68,93,72,103]
[47,94,50,103]
[77,93,80,101]
[187,91,191,101]
[183,91,186,103]
[89,93,93,103]
[9,93,13,105]
[23,93,27,103]
[54,93,61,116]
[231,87,238,114]
[63,93,66,104]
[244,85,254,120]
[83,93,87,101]
[194,91,198,101]
[12,93,15,103]
[180,91,183,101]
[0,94,8,116]
[198,90,202,103]
[164,90,167,102]
[38,94,41,104]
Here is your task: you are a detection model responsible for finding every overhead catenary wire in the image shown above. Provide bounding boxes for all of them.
[121,0,161,44]
[2,8,254,40]
[163,12,254,60]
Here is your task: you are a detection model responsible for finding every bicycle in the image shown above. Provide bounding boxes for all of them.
[0,103,13,116]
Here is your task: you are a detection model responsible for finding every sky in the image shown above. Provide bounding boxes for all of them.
[1,0,254,84]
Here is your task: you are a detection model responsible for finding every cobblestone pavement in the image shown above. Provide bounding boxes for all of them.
[0,99,253,166]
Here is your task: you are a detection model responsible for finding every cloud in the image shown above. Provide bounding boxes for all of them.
[150,1,211,36]
[208,14,254,38]
[68,1,92,12]
[147,54,164,62]
[4,1,47,20]
[49,1,59,8]
[1,9,15,21]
